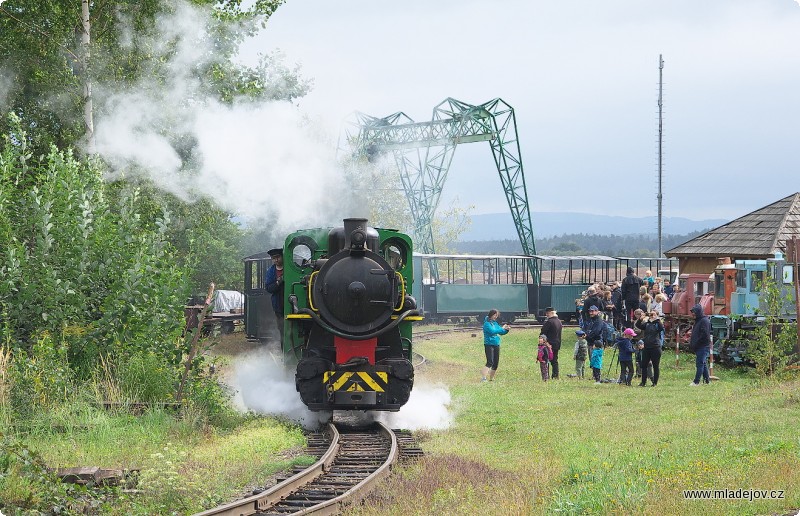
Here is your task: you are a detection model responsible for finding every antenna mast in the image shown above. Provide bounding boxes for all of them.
[657,55,664,257]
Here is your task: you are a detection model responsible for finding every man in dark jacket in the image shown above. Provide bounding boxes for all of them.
[540,307,563,379]
[610,282,623,330]
[265,248,285,341]
[620,267,643,327]
[585,306,606,350]
[689,304,711,386]
[635,310,664,386]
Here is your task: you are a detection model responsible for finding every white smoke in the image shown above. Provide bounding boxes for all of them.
[0,68,11,110]
[230,347,453,431]
[93,0,346,229]
[374,383,453,430]
[230,348,330,429]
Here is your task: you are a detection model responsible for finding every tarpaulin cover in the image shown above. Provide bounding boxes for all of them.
[213,290,244,313]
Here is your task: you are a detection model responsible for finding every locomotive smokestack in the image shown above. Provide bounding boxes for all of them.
[343,218,368,249]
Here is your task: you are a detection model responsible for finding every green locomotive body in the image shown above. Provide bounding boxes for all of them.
[245,218,419,411]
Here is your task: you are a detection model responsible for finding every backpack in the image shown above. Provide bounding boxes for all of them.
[539,345,552,362]
[603,320,617,344]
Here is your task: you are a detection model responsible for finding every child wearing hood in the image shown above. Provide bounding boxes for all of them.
[616,327,637,385]
[537,334,553,381]
[573,330,588,379]
[590,341,604,384]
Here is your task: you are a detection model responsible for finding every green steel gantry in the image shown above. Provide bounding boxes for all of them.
[346,97,538,281]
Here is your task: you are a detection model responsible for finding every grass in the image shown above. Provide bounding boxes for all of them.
[354,326,800,515]
[0,403,312,514]
[3,327,799,514]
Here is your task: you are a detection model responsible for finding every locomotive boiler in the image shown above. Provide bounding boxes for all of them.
[244,218,420,411]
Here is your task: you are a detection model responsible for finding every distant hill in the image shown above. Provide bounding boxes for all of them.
[459,212,727,241]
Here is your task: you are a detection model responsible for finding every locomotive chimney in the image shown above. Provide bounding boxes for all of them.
[343,218,368,249]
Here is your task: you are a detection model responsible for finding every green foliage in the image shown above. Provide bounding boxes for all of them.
[0,433,117,514]
[116,351,178,403]
[0,115,199,420]
[0,0,290,155]
[7,333,72,419]
[746,275,797,378]
[137,442,198,513]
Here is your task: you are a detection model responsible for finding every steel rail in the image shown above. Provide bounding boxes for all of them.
[194,422,398,516]
[193,423,340,516]
[289,422,398,515]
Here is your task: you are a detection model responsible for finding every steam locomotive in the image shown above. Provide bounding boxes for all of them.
[244,219,420,411]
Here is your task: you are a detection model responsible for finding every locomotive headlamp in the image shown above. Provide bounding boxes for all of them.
[350,229,366,249]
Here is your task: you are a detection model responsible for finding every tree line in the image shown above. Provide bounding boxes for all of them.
[453,230,706,257]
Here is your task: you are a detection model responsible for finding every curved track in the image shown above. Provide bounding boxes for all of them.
[195,422,420,516]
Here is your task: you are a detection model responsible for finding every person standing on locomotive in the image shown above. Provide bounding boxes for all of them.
[621,267,643,327]
[265,248,285,341]
[540,307,563,379]
[481,309,510,382]
[689,304,712,386]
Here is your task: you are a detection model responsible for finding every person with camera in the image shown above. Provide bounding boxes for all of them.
[635,310,665,386]
[481,309,510,382]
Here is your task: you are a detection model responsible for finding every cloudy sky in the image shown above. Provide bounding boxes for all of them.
[244,0,800,222]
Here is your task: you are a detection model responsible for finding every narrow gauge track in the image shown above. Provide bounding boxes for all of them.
[196,422,420,516]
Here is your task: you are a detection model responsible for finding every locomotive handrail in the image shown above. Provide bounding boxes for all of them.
[307,271,320,311]
[298,308,420,341]
[394,271,406,311]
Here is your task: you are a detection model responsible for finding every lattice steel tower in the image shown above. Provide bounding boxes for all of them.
[343,97,538,280]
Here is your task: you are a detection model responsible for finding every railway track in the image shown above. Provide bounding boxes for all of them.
[195,422,422,516]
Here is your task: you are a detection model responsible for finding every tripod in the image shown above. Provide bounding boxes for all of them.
[604,343,619,382]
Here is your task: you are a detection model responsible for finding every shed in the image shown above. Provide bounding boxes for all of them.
[665,192,800,274]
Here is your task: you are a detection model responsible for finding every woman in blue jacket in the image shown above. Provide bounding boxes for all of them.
[481,309,510,382]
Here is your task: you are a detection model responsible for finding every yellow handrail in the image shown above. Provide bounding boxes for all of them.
[394,271,405,311]
[308,271,319,311]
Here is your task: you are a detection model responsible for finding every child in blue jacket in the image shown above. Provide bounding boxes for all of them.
[616,328,637,386]
[590,342,604,383]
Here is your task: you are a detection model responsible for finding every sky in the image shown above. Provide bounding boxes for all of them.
[242,0,800,221]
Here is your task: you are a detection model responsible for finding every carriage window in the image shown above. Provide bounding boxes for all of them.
[736,269,746,289]
[714,274,725,299]
[750,271,764,291]
[293,244,312,267]
[783,265,794,284]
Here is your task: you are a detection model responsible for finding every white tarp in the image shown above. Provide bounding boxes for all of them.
[213,290,244,313]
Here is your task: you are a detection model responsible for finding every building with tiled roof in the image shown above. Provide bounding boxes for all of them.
[665,193,800,274]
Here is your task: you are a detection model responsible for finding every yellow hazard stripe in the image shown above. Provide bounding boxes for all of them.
[357,372,383,391]
[391,315,424,321]
[323,371,389,392]
[332,372,352,391]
